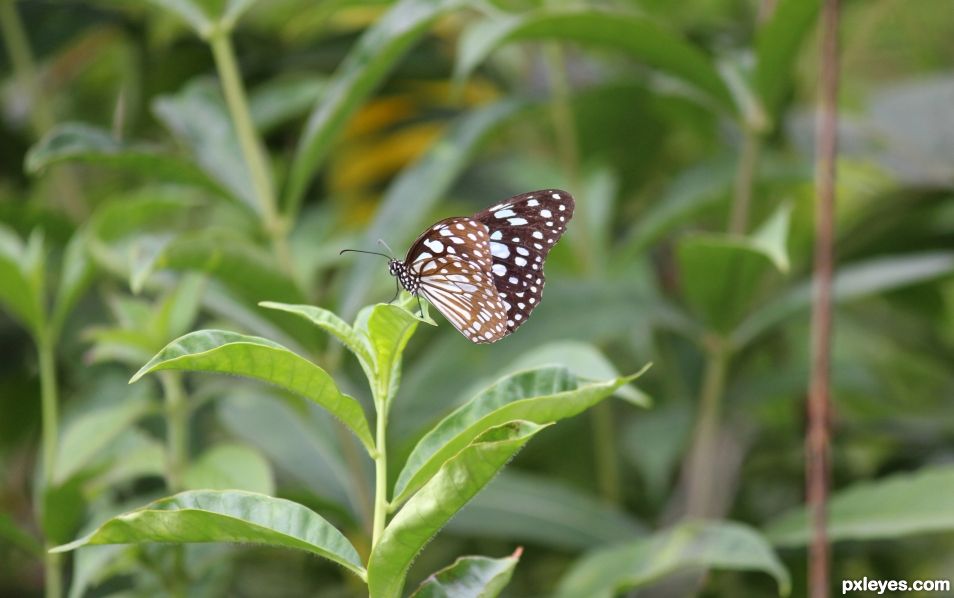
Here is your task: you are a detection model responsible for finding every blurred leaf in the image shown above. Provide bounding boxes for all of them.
[221,0,260,28]
[54,394,155,486]
[766,465,954,547]
[250,75,327,134]
[393,365,649,505]
[260,301,373,378]
[183,443,275,495]
[448,470,644,550]
[456,11,734,112]
[51,490,366,579]
[677,204,791,332]
[283,0,467,213]
[155,273,205,341]
[51,229,95,337]
[732,252,954,347]
[67,545,127,598]
[43,477,87,545]
[340,100,524,315]
[0,512,41,556]
[357,302,424,404]
[557,520,791,597]
[86,429,166,494]
[368,421,547,598]
[153,80,257,212]
[131,330,375,452]
[507,341,651,406]
[0,226,45,338]
[754,0,821,120]
[621,402,692,503]
[24,123,229,197]
[410,548,522,598]
[145,0,213,36]
[217,392,360,515]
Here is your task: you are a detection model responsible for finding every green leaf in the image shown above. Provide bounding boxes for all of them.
[0,512,42,557]
[507,341,651,407]
[259,301,373,377]
[145,0,212,36]
[50,490,366,579]
[55,394,156,486]
[411,548,522,598]
[24,123,228,197]
[153,79,257,212]
[51,229,95,337]
[455,11,734,113]
[283,0,467,214]
[766,465,954,547]
[393,365,649,506]
[368,421,548,598]
[557,520,791,597]
[0,225,45,338]
[732,252,954,347]
[447,470,644,550]
[183,443,275,495]
[250,75,327,134]
[339,100,524,315]
[131,330,375,453]
[754,0,821,120]
[220,0,260,28]
[677,205,791,333]
[357,302,424,404]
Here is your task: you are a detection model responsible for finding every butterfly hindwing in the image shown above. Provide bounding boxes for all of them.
[473,189,575,333]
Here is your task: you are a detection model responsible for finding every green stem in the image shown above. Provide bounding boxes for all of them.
[159,372,188,492]
[207,28,291,270]
[728,127,762,235]
[37,334,62,598]
[591,400,620,502]
[684,343,729,518]
[371,399,389,547]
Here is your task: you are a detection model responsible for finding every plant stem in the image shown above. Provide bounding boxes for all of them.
[684,343,729,518]
[591,401,620,502]
[37,334,62,598]
[371,400,389,547]
[159,373,188,492]
[728,127,761,235]
[807,1,840,596]
[207,28,291,271]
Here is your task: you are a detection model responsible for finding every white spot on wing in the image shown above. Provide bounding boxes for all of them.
[492,264,506,276]
[508,217,528,225]
[490,242,510,259]
[494,209,515,218]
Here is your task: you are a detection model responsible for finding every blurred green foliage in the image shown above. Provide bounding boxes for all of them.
[2,0,954,596]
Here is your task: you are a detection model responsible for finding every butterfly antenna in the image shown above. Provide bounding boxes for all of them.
[376,239,396,259]
[339,248,392,260]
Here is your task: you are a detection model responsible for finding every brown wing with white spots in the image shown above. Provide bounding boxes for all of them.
[472,189,575,333]
[404,217,509,344]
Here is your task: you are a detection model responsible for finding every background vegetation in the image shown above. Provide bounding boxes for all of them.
[1,0,953,596]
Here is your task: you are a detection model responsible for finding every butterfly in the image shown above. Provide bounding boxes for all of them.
[344,189,574,343]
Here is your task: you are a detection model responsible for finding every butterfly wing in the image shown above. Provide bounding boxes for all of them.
[473,189,575,333]
[404,217,509,343]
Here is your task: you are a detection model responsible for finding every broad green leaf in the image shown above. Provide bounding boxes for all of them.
[339,100,524,315]
[456,11,734,113]
[183,443,275,495]
[677,205,791,333]
[393,365,650,505]
[259,301,372,376]
[448,470,644,550]
[283,0,467,214]
[368,421,548,598]
[0,512,42,556]
[24,123,228,197]
[86,430,166,494]
[51,229,95,337]
[766,465,954,547]
[411,548,522,598]
[356,302,424,404]
[54,394,156,486]
[557,520,791,597]
[131,330,375,452]
[754,0,821,120]
[217,392,360,515]
[507,341,651,406]
[0,225,45,338]
[250,75,327,134]
[153,79,257,212]
[732,252,954,347]
[145,0,212,36]
[50,490,366,579]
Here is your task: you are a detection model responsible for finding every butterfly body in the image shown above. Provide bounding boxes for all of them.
[386,189,575,344]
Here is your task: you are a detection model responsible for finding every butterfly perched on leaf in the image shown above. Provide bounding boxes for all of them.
[344,189,574,343]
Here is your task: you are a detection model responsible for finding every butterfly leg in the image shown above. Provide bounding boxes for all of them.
[417,293,424,317]
[387,278,400,304]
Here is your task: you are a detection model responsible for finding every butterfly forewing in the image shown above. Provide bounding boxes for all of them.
[405,217,509,343]
[473,189,575,333]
